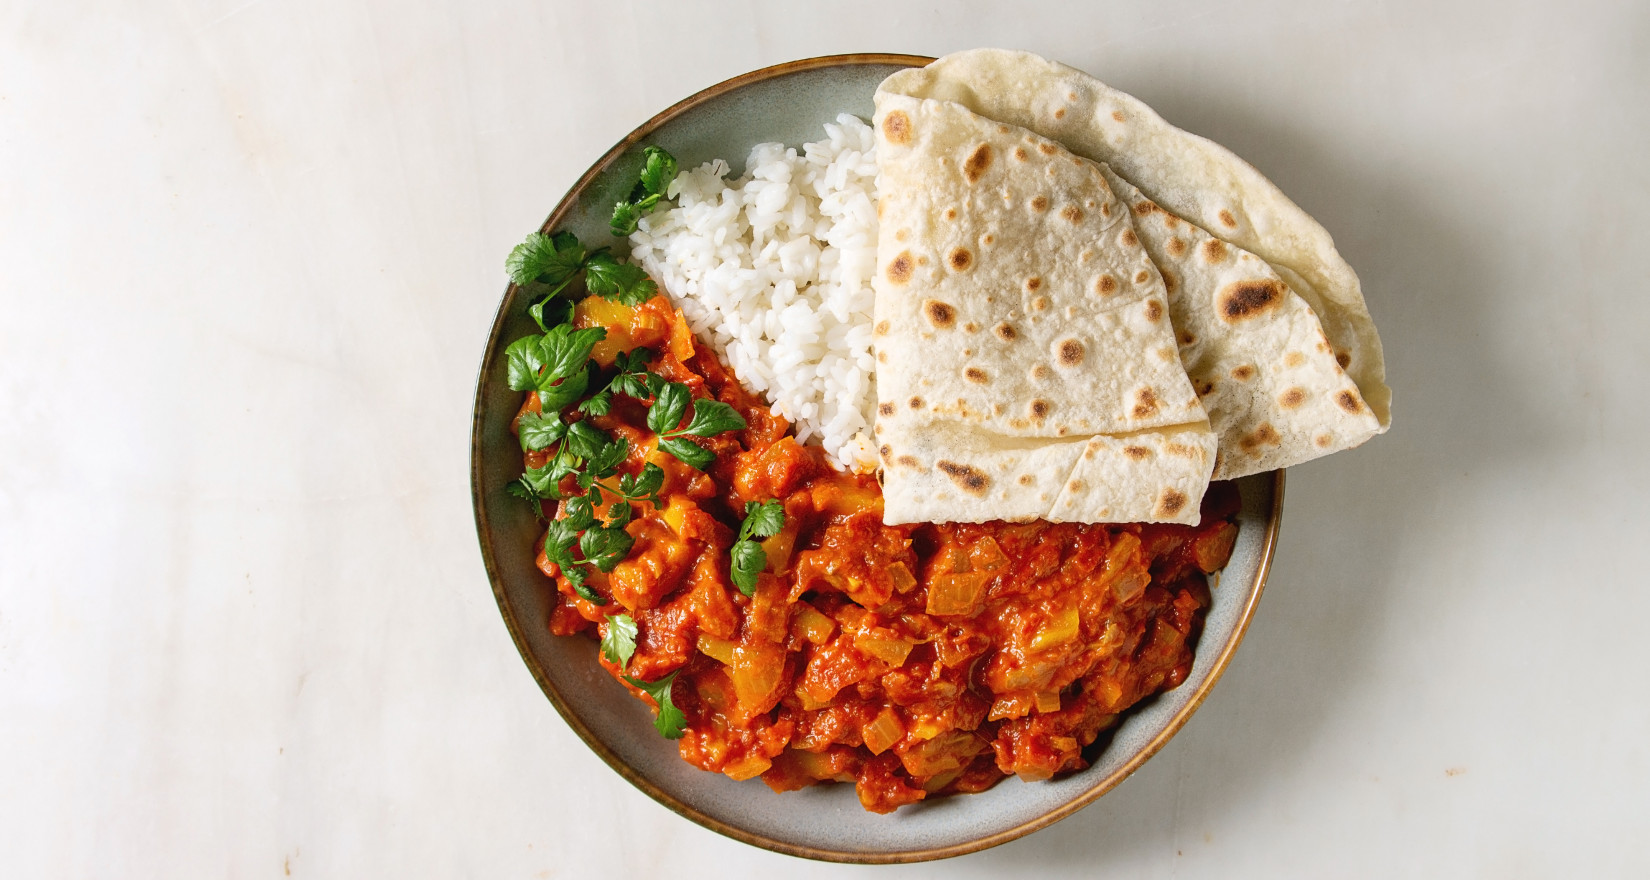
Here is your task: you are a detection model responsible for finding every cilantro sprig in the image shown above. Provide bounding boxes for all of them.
[507,232,658,330]
[645,382,747,470]
[623,670,685,739]
[610,146,677,237]
[729,499,786,595]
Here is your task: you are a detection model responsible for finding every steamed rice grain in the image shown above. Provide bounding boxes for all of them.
[628,114,880,472]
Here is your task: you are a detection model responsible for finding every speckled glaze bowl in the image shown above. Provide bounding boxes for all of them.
[471,54,1285,863]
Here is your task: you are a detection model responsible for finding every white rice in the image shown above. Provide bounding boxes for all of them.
[627,114,880,472]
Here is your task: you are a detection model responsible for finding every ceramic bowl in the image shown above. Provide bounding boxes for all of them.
[471,54,1285,863]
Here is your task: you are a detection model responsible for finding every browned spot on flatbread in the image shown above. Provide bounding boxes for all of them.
[1336,389,1365,414]
[1131,387,1160,419]
[980,233,996,247]
[1120,228,1139,248]
[1143,299,1163,322]
[1315,433,1333,448]
[1134,269,1150,284]
[1179,330,1197,346]
[1013,146,1028,161]
[1201,239,1228,263]
[1230,365,1256,381]
[944,208,957,221]
[1030,195,1049,212]
[908,396,925,410]
[1061,205,1085,223]
[881,110,911,145]
[1155,488,1187,518]
[886,251,914,284]
[994,322,1018,342]
[1030,364,1050,380]
[878,402,895,416]
[1239,423,1282,453]
[1285,351,1306,368]
[1123,445,1151,461]
[1134,201,1156,216]
[1030,399,1050,420]
[877,351,887,363]
[1095,274,1118,296]
[1279,388,1306,409]
[1160,269,1178,293]
[1111,110,1126,122]
[948,247,973,271]
[962,321,979,334]
[1031,295,1049,311]
[878,444,891,462]
[1195,380,1215,397]
[1337,351,1352,368]
[1057,339,1085,366]
[873,320,889,336]
[1037,142,1056,155]
[923,299,956,328]
[895,228,910,242]
[936,460,991,496]
[963,144,993,182]
[1217,280,1286,322]
[1017,474,1034,486]
[1166,236,1187,258]
[897,455,920,468]
[1025,276,1043,293]
[1054,107,1066,119]
[1165,443,1198,458]
[964,367,989,384]
[1218,209,1237,228]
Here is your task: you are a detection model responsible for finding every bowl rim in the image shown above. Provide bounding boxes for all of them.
[470,52,1286,864]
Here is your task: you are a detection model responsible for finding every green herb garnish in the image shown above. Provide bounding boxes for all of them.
[645,382,747,471]
[623,670,685,739]
[730,499,786,595]
[610,146,677,237]
[601,613,638,668]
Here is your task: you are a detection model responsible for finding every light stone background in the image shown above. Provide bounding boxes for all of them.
[3,0,1646,876]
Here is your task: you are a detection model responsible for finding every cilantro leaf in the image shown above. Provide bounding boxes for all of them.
[623,671,686,739]
[619,463,665,507]
[534,369,590,412]
[517,412,567,452]
[585,253,658,306]
[540,325,607,382]
[639,146,677,197]
[658,436,714,471]
[609,201,645,238]
[740,498,786,540]
[564,420,613,460]
[683,399,747,438]
[577,391,612,416]
[605,501,633,529]
[730,539,766,596]
[516,462,561,499]
[507,232,587,286]
[580,525,634,573]
[647,382,691,435]
[504,336,548,392]
[560,495,596,532]
[584,435,629,478]
[528,297,573,334]
[601,613,638,668]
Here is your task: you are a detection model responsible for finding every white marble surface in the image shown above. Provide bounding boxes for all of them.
[3,0,1647,875]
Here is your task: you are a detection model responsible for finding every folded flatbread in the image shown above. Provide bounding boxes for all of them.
[878,49,1390,479]
[872,92,1215,525]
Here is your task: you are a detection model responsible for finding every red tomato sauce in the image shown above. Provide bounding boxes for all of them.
[518,295,1240,813]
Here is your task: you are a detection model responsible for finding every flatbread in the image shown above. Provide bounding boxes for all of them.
[877,50,1391,475]
[872,92,1215,525]
[1098,167,1382,478]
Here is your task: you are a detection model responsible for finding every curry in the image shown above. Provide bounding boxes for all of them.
[516,294,1239,813]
